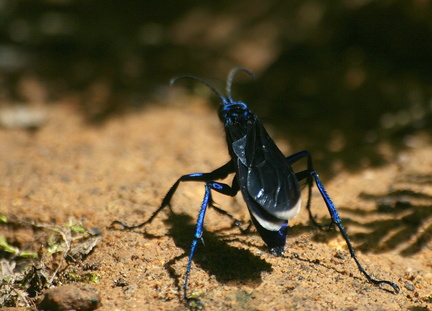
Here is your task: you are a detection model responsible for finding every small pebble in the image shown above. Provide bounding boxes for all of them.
[38,283,100,311]
[0,105,47,129]
[404,281,415,291]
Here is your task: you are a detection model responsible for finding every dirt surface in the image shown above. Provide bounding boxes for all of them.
[1,99,431,310]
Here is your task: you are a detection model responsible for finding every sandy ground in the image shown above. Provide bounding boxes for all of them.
[1,99,431,310]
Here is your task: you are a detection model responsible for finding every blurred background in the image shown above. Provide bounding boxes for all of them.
[1,0,432,176]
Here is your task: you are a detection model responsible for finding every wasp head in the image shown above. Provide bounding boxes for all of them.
[218,101,252,126]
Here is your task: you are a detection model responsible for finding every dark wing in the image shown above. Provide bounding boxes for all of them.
[232,116,301,231]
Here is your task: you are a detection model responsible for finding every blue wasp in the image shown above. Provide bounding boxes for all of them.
[113,67,399,307]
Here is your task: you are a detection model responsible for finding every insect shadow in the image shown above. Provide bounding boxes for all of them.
[337,175,432,257]
[141,210,273,293]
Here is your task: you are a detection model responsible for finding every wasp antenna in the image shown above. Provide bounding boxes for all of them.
[226,67,254,99]
[170,75,226,103]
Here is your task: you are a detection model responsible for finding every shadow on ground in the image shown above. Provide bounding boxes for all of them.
[337,175,432,256]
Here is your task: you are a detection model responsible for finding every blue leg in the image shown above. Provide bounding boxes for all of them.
[111,161,235,229]
[183,180,242,305]
[183,183,212,302]
[111,161,243,304]
[286,151,399,293]
[286,150,312,166]
[312,172,400,293]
